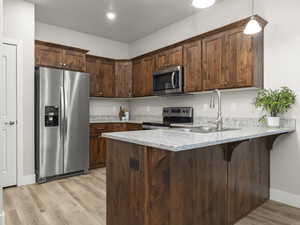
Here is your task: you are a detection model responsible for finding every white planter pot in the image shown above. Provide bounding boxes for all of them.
[267,117,280,127]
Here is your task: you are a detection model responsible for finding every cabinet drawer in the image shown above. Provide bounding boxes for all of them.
[90,124,108,134]
[111,123,127,132]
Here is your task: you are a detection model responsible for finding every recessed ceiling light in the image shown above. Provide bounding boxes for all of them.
[192,0,216,8]
[106,12,116,20]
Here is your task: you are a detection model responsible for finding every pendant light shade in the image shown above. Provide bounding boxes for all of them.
[244,16,262,35]
[192,0,216,9]
[243,0,262,35]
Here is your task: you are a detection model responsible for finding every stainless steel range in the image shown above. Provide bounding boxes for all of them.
[142,107,193,130]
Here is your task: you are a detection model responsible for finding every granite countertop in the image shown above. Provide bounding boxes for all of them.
[102,126,295,152]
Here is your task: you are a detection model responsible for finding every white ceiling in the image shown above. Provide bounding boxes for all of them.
[27,0,222,43]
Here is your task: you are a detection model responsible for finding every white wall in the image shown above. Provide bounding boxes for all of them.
[3,0,35,180]
[129,0,300,200]
[35,22,129,59]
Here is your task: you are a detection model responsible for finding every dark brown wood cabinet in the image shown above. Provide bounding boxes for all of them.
[132,56,155,97]
[89,123,142,169]
[35,40,88,72]
[107,136,271,225]
[86,56,100,97]
[183,40,203,92]
[202,31,229,90]
[202,26,263,91]
[155,46,183,70]
[89,124,109,169]
[63,49,86,72]
[226,27,263,88]
[86,55,115,97]
[99,58,115,97]
[115,61,133,97]
[36,16,266,98]
[35,43,64,68]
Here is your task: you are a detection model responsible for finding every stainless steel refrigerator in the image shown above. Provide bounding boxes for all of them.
[35,67,89,183]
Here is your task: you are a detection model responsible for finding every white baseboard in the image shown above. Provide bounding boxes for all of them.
[18,174,36,186]
[270,188,300,208]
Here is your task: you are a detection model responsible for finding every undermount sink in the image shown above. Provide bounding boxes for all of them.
[174,126,240,134]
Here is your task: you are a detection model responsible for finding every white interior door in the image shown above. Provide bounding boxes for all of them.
[0,43,17,187]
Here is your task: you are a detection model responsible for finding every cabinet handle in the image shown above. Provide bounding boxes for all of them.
[63,63,67,67]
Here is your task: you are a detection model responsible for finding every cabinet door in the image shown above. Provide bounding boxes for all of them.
[156,46,183,70]
[226,27,253,88]
[132,56,155,97]
[143,56,155,96]
[202,32,229,90]
[99,59,115,97]
[63,49,86,72]
[184,40,202,92]
[89,132,106,169]
[115,61,132,97]
[132,59,144,97]
[86,56,100,97]
[35,44,63,68]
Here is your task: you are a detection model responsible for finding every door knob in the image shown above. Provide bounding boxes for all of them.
[5,121,15,126]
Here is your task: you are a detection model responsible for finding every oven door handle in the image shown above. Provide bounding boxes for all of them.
[171,72,176,88]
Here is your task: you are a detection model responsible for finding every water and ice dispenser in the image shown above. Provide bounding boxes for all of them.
[45,106,59,127]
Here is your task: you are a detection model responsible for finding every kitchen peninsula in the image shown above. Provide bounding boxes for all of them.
[103,125,294,225]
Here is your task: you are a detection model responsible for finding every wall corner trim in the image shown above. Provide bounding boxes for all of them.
[18,174,36,186]
[270,188,300,208]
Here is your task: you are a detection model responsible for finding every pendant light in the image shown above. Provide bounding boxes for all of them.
[192,0,216,9]
[244,0,262,35]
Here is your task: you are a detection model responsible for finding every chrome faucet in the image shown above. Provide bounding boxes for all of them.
[209,89,223,131]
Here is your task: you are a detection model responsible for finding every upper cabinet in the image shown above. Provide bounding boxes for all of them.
[225,27,261,88]
[155,46,183,70]
[184,40,203,92]
[86,55,115,97]
[202,31,229,90]
[99,58,115,97]
[35,40,88,72]
[36,16,267,98]
[132,55,155,97]
[115,61,133,98]
[202,25,264,91]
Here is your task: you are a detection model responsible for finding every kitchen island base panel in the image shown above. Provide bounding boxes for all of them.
[107,137,270,225]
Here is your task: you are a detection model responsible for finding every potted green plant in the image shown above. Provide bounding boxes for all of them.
[254,87,296,127]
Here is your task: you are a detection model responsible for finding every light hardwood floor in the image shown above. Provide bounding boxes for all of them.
[4,168,300,225]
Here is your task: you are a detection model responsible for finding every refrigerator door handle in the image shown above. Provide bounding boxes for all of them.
[60,86,65,153]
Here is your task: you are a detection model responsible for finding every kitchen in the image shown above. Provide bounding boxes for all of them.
[1,0,300,225]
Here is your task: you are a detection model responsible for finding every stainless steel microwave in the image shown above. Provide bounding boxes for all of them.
[153,66,183,95]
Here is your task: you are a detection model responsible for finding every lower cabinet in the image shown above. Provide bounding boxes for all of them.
[89,123,143,169]
[106,136,271,225]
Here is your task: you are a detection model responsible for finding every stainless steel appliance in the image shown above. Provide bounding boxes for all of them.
[35,67,89,183]
[153,66,183,95]
[142,107,193,129]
